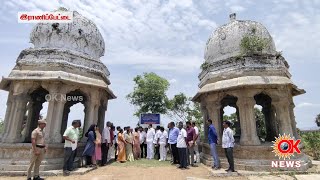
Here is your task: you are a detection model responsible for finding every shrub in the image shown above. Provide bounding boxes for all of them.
[240,35,269,55]
[301,131,320,160]
[200,62,211,71]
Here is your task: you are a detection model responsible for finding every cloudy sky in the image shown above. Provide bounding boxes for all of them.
[0,0,319,130]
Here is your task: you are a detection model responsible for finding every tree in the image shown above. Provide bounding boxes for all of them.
[187,102,203,125]
[167,93,203,124]
[255,108,266,140]
[127,72,170,117]
[167,93,189,122]
[316,114,320,127]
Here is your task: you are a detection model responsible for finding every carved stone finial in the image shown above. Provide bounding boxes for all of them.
[229,13,236,22]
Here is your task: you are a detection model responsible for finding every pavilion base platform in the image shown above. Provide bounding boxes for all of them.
[201,143,312,171]
[0,143,85,173]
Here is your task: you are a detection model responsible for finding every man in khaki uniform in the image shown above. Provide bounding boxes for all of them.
[27,119,47,180]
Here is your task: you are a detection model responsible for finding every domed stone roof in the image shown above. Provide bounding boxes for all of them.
[0,9,113,92]
[30,10,105,59]
[204,13,276,63]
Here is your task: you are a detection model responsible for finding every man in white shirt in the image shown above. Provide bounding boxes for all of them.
[192,122,200,163]
[177,122,188,169]
[157,127,168,161]
[146,124,155,159]
[139,127,147,158]
[101,121,111,166]
[62,120,81,176]
[222,121,235,172]
[153,126,161,160]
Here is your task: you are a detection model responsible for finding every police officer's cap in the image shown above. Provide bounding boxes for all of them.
[38,119,47,124]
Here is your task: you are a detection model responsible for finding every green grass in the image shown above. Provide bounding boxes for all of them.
[110,159,171,167]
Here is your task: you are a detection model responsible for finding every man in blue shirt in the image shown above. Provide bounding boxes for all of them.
[207,119,220,170]
[167,122,180,164]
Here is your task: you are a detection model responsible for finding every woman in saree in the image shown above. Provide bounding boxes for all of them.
[133,127,141,160]
[94,127,102,165]
[82,124,97,167]
[117,129,126,163]
[125,128,134,162]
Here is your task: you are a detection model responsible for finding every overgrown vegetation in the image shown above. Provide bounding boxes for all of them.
[200,62,211,71]
[301,131,320,160]
[240,35,269,55]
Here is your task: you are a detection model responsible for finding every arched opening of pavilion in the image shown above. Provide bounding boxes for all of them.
[61,90,87,143]
[22,87,49,143]
[220,95,241,143]
[254,93,278,142]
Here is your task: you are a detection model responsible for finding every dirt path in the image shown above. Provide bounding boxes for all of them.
[1,159,247,180]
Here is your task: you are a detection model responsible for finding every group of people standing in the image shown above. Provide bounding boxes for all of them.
[115,121,202,168]
[26,117,235,180]
[116,125,169,162]
[62,121,117,176]
[167,121,201,169]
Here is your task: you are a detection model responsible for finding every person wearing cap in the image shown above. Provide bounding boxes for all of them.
[27,119,47,180]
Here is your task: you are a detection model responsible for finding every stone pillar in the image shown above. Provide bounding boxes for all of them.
[82,93,100,141]
[206,101,222,144]
[272,99,293,136]
[21,99,33,142]
[270,105,279,135]
[60,103,71,136]
[98,100,108,131]
[200,103,209,142]
[2,93,28,143]
[237,95,260,145]
[0,92,13,142]
[43,84,68,143]
[289,101,299,139]
[25,101,43,142]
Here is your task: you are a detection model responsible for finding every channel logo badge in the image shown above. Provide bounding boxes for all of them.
[271,134,301,168]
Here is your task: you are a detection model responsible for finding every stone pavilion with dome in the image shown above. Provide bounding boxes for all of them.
[0,10,115,171]
[192,13,310,171]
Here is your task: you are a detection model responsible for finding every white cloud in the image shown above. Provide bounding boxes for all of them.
[104,50,201,72]
[296,102,320,108]
[0,0,218,73]
[230,5,246,12]
[267,1,320,63]
[169,79,177,84]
